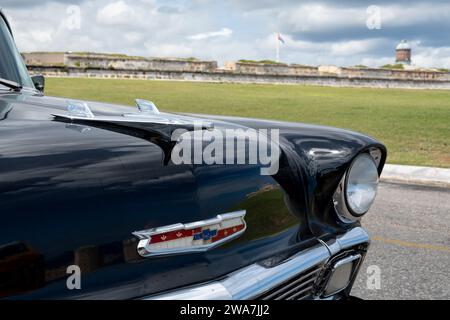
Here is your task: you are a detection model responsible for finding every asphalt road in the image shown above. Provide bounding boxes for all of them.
[351,182,450,300]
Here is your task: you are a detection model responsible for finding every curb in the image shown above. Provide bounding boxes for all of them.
[381,164,450,189]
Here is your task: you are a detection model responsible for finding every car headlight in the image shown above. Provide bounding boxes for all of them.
[345,153,379,215]
[333,153,379,223]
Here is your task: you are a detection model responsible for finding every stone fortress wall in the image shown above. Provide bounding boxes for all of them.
[23,52,450,90]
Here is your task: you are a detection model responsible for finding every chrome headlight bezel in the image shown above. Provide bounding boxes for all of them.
[333,150,380,223]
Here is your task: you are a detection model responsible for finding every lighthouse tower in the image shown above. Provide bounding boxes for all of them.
[396,40,411,65]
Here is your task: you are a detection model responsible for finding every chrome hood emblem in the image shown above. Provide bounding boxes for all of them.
[132,210,247,257]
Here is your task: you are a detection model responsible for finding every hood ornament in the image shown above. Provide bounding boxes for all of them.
[66,101,94,118]
[53,99,213,138]
[133,210,247,257]
[52,99,214,165]
[135,99,160,114]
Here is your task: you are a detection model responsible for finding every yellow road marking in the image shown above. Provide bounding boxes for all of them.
[372,236,450,254]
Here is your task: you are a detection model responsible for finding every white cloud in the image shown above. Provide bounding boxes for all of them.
[29,30,53,43]
[2,0,450,68]
[361,45,450,69]
[360,56,395,67]
[96,1,137,25]
[331,39,381,55]
[278,3,450,33]
[144,43,193,57]
[380,4,450,27]
[411,46,450,69]
[124,32,144,44]
[278,5,366,32]
[258,34,385,58]
[187,28,233,41]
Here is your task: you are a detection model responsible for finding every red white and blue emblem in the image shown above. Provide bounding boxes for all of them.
[133,210,246,257]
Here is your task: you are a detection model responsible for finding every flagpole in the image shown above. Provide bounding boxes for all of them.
[276,33,280,62]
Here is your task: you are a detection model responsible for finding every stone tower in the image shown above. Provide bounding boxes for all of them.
[396,40,411,65]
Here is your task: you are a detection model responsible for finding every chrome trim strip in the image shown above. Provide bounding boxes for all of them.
[262,267,321,300]
[143,227,369,300]
[221,245,328,300]
[334,254,361,269]
[323,227,370,256]
[267,272,318,300]
[369,147,383,167]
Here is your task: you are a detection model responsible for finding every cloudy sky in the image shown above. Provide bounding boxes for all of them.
[2,0,450,68]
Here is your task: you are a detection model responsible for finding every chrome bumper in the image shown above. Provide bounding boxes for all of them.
[143,227,369,300]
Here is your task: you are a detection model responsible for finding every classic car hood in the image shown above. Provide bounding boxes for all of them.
[0,92,385,299]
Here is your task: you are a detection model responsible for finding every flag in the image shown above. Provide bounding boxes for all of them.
[277,33,285,44]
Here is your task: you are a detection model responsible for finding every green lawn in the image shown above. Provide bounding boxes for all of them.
[45,78,450,168]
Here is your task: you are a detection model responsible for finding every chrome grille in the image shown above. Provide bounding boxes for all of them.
[257,264,323,300]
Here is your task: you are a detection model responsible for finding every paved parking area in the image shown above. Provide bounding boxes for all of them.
[352,183,450,300]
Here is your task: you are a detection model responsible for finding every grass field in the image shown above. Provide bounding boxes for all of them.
[45,78,450,168]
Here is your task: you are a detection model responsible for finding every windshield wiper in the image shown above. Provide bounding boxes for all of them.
[0,78,22,92]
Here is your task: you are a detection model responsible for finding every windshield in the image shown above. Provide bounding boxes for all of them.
[0,14,34,90]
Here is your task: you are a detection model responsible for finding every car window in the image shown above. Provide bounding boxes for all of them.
[0,15,34,89]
